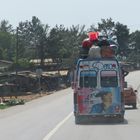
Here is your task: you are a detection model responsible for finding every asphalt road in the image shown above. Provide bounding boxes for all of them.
[0,71,140,140]
[0,88,73,140]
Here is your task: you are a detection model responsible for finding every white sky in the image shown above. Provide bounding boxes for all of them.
[0,0,140,32]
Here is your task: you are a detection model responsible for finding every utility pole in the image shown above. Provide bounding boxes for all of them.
[16,27,19,76]
[137,48,140,69]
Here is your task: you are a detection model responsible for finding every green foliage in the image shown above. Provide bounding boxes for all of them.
[0,17,140,70]
[9,58,34,71]
[0,104,10,109]
[0,99,25,109]
[129,31,140,51]
[0,31,13,60]
[96,18,130,58]
[47,25,66,58]
[7,99,25,106]
[18,58,34,68]
[0,20,14,60]
[0,20,13,32]
[127,30,140,64]
[17,16,49,66]
[7,99,18,106]
[115,22,130,55]
[47,24,86,68]
[98,18,115,36]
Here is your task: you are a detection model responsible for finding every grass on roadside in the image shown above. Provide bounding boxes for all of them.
[0,104,10,109]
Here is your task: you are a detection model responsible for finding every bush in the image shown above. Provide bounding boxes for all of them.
[9,58,35,71]
[0,104,9,109]
[7,98,25,106]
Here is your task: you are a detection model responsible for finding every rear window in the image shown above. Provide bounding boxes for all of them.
[80,70,97,88]
[101,71,118,87]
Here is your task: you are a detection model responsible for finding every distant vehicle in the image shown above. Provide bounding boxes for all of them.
[123,86,137,109]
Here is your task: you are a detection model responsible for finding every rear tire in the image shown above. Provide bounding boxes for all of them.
[116,114,124,123]
[119,115,124,122]
[75,116,82,124]
[132,103,137,109]
[75,116,88,124]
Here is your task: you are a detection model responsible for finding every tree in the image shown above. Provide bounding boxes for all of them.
[88,24,98,32]
[17,16,49,66]
[29,16,49,66]
[67,25,86,67]
[0,20,13,33]
[47,24,87,69]
[98,18,115,36]
[47,25,66,60]
[129,30,140,51]
[115,22,130,56]
[0,20,13,60]
[127,30,140,65]
[97,18,130,59]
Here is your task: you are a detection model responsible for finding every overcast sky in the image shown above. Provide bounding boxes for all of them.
[0,0,140,32]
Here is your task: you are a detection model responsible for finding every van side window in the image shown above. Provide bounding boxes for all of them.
[101,71,118,87]
[80,70,97,88]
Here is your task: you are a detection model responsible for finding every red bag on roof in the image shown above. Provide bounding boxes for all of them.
[82,38,92,48]
[88,32,99,41]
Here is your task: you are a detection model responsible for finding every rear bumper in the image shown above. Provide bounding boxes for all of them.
[74,114,124,124]
[74,112,124,117]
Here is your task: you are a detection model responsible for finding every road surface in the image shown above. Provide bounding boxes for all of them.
[0,71,140,140]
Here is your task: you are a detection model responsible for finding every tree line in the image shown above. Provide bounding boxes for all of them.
[0,16,140,70]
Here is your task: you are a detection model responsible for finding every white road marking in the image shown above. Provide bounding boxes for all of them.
[42,112,73,140]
